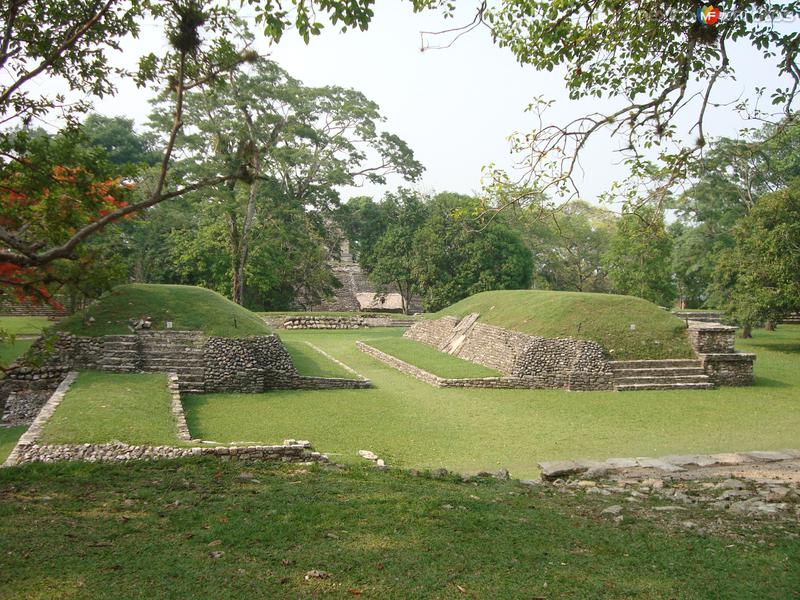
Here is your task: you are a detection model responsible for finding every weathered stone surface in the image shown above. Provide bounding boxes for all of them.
[358,450,378,461]
[538,460,587,480]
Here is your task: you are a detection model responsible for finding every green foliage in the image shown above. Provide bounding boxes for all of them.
[603,207,675,307]
[367,337,501,378]
[55,283,271,337]
[414,193,533,312]
[434,290,693,360]
[711,181,800,326]
[512,200,615,292]
[40,371,182,446]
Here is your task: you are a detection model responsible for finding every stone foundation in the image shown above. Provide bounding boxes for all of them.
[283,315,367,329]
[357,342,605,390]
[687,322,755,386]
[404,317,613,391]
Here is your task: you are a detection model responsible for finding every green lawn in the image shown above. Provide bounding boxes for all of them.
[282,339,357,379]
[57,284,270,338]
[0,459,797,599]
[0,426,26,463]
[366,336,501,378]
[433,290,694,360]
[41,371,180,446]
[0,339,33,368]
[184,326,800,478]
[0,316,52,336]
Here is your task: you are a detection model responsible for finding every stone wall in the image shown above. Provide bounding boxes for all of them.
[687,321,755,386]
[2,331,369,415]
[3,371,332,467]
[404,317,613,391]
[699,354,755,386]
[687,322,736,353]
[283,315,367,329]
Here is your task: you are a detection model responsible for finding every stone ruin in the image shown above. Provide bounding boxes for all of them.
[312,237,422,313]
[401,314,755,391]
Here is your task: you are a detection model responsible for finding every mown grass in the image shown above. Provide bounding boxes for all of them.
[0,316,52,336]
[0,339,33,368]
[0,459,797,599]
[433,290,694,360]
[57,284,270,338]
[282,339,357,379]
[0,426,26,462]
[367,336,500,378]
[40,371,180,446]
[184,326,800,478]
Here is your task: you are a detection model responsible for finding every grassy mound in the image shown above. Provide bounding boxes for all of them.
[433,290,693,360]
[57,284,271,338]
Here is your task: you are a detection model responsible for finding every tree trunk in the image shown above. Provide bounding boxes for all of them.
[741,323,752,338]
[765,321,776,331]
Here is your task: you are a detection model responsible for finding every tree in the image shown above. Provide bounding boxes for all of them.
[429,2,800,210]
[0,0,439,305]
[367,190,429,314]
[711,181,800,336]
[511,200,614,292]
[603,206,675,307]
[151,57,422,304]
[414,193,533,311]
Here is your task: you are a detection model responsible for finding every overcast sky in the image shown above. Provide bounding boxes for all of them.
[63,2,793,206]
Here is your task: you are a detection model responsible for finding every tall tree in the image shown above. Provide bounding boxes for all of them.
[711,181,800,336]
[603,206,675,307]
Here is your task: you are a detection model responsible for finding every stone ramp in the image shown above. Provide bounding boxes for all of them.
[610,359,714,391]
[439,312,480,355]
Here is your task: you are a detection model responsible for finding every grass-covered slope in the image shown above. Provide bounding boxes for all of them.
[56,284,270,338]
[433,290,693,360]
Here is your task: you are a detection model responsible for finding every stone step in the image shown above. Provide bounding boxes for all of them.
[137,351,204,360]
[102,341,139,351]
[101,364,139,372]
[615,375,711,385]
[102,356,140,365]
[613,367,706,377]
[615,382,715,391]
[610,359,702,370]
[141,357,204,366]
[142,366,205,376]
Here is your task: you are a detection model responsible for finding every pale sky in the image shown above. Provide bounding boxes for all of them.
[30,1,796,206]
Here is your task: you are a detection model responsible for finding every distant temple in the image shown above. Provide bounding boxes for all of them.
[312,238,422,314]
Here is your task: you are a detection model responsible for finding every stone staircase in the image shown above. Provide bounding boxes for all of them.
[137,332,206,393]
[101,336,142,372]
[610,359,714,391]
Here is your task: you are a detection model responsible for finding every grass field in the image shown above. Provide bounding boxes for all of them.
[282,339,357,379]
[40,371,180,446]
[0,426,26,463]
[0,316,52,336]
[184,326,800,477]
[57,284,271,338]
[0,459,797,599]
[433,290,694,360]
[366,336,500,378]
[0,339,33,368]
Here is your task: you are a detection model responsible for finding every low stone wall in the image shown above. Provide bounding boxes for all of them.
[9,441,330,466]
[2,331,369,407]
[283,315,366,329]
[3,371,331,467]
[699,353,755,386]
[687,322,755,386]
[687,322,736,353]
[405,317,613,391]
[357,342,577,390]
